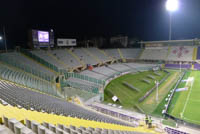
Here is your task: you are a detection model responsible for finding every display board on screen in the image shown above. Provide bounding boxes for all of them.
[38,31,49,43]
[31,29,54,48]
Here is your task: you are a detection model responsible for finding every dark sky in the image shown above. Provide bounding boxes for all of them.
[1,0,200,48]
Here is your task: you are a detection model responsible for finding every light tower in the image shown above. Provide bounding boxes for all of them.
[166,0,179,40]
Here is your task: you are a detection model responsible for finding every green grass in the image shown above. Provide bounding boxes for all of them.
[104,70,168,110]
[168,70,200,125]
[140,70,181,115]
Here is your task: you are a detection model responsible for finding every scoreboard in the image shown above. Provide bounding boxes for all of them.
[30,29,54,48]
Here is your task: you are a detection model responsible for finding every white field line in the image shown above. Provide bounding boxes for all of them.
[181,77,194,118]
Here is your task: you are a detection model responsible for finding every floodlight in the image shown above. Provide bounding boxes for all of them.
[166,0,179,12]
[0,36,2,40]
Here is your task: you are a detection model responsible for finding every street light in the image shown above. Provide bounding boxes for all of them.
[166,0,179,40]
[0,36,2,41]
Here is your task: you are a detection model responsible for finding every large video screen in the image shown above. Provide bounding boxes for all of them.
[38,31,49,43]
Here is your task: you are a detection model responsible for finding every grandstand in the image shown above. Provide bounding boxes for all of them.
[1,41,200,133]
[140,48,168,61]
[167,46,195,61]
[0,52,56,76]
[49,49,82,69]
[31,50,68,70]
[104,49,121,60]
[120,49,142,59]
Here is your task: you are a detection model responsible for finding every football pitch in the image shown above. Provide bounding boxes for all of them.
[168,70,200,125]
[104,70,169,111]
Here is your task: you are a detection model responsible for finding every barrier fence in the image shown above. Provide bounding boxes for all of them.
[63,72,105,86]
[60,79,99,94]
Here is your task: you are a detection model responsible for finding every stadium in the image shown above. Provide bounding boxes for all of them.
[0,0,200,134]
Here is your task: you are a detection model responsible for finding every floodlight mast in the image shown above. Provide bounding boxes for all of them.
[166,0,179,40]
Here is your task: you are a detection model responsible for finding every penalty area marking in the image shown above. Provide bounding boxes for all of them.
[181,77,194,119]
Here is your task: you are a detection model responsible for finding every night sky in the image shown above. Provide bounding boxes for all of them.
[1,0,200,49]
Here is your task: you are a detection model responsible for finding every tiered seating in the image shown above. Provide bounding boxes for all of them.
[81,63,156,82]
[0,125,14,134]
[87,48,111,63]
[104,49,121,60]
[124,63,156,70]
[0,64,58,97]
[49,49,81,68]
[120,49,142,59]
[0,114,156,134]
[140,48,168,60]
[0,79,129,125]
[0,52,56,76]
[31,50,66,69]
[81,70,106,80]
[92,66,117,78]
[73,48,98,65]
[63,78,99,94]
[66,63,156,97]
[167,46,194,61]
[108,64,131,72]
[67,78,100,89]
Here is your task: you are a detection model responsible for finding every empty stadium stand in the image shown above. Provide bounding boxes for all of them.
[0,52,56,76]
[88,48,112,62]
[0,63,58,97]
[80,63,156,82]
[49,49,82,69]
[73,48,98,65]
[167,46,195,61]
[140,48,168,61]
[31,50,68,70]
[103,49,121,60]
[0,114,156,134]
[120,49,142,59]
[0,47,197,133]
[0,79,130,126]
[108,64,131,72]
